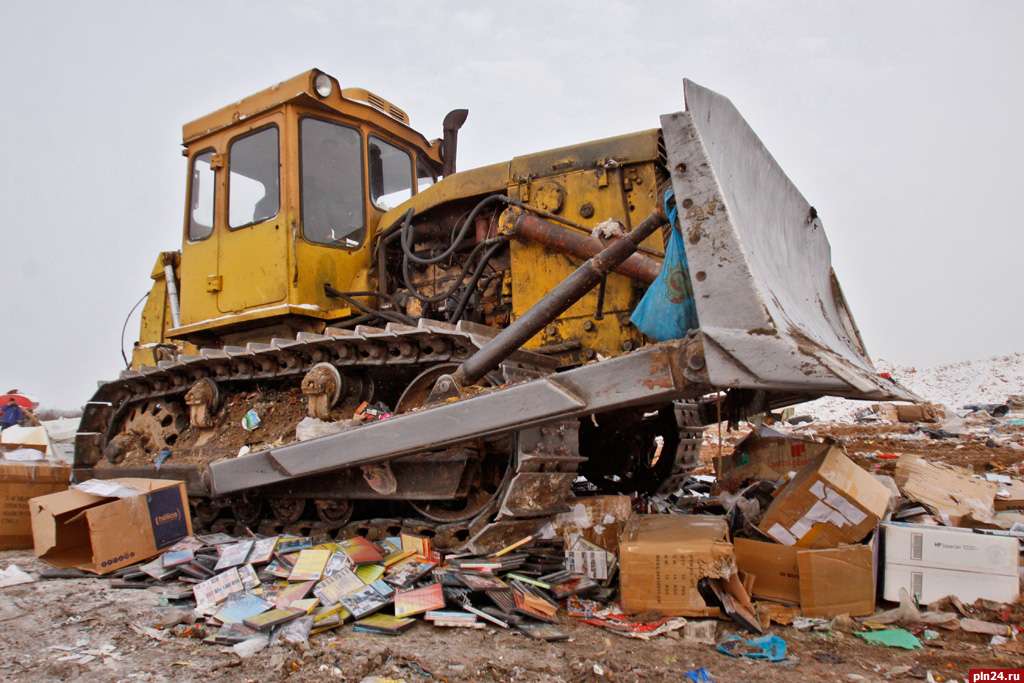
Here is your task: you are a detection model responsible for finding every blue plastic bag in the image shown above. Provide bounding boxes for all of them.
[629,189,699,341]
[716,634,788,662]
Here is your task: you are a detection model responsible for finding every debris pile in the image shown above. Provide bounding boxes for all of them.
[0,388,1022,678]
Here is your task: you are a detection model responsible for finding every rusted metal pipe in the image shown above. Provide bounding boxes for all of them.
[511,212,662,284]
[451,208,667,387]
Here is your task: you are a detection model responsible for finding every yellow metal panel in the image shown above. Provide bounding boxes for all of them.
[509,129,661,181]
[179,225,220,327]
[378,161,509,231]
[217,215,289,312]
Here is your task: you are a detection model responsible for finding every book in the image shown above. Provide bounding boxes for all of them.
[276,536,313,554]
[339,536,384,565]
[400,533,431,558]
[352,613,415,635]
[313,568,364,605]
[384,559,436,588]
[323,551,353,577]
[288,549,331,581]
[338,584,389,619]
[236,564,260,590]
[456,571,508,591]
[162,549,195,568]
[273,580,315,609]
[247,536,279,565]
[214,593,272,624]
[243,607,303,631]
[394,583,445,618]
[355,563,385,584]
[214,540,254,571]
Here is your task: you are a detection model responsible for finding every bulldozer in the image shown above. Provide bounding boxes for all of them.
[75,68,911,552]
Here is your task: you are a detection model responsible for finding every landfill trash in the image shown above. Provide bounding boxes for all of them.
[855,628,921,650]
[241,409,261,431]
[715,425,833,491]
[295,416,356,441]
[684,668,714,682]
[867,589,958,627]
[759,447,890,549]
[566,597,688,639]
[2,447,44,461]
[129,623,170,641]
[233,634,270,658]
[882,524,1019,604]
[154,449,172,469]
[893,454,996,525]
[792,617,830,631]
[959,618,1013,636]
[271,615,313,648]
[0,458,69,550]
[716,633,787,662]
[0,564,35,587]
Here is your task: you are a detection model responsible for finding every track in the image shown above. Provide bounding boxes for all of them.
[74,319,702,553]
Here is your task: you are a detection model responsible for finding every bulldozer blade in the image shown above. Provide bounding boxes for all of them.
[207,338,709,496]
[660,80,915,401]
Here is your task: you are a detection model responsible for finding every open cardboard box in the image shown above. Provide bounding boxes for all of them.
[31,478,191,574]
[735,533,878,617]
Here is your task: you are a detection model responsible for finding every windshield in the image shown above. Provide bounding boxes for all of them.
[301,118,365,248]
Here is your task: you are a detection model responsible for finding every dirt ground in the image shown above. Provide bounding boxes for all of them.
[4,418,1024,682]
[0,548,1020,683]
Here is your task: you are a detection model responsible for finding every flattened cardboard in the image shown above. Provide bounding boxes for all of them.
[0,461,69,550]
[716,427,832,491]
[30,477,191,574]
[894,455,996,525]
[797,545,874,617]
[758,447,889,549]
[619,514,734,616]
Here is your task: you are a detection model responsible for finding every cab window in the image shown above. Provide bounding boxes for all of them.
[301,118,365,247]
[228,126,280,229]
[188,150,216,241]
[416,156,437,193]
[368,136,413,210]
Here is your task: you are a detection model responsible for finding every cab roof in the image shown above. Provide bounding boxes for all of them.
[181,68,435,154]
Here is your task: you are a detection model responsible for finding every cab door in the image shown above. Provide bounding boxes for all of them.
[216,113,290,313]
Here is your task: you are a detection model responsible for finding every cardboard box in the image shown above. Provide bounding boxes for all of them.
[734,537,875,617]
[0,461,70,549]
[758,447,890,549]
[31,478,191,575]
[619,514,735,616]
[552,495,632,554]
[734,538,800,603]
[882,522,1019,604]
[797,545,874,617]
[716,427,833,491]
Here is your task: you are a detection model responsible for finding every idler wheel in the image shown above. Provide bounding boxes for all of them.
[301,362,343,420]
[184,377,220,429]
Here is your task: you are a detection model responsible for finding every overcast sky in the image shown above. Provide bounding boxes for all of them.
[0,1,1020,409]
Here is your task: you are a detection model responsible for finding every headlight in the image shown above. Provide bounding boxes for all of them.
[314,73,333,98]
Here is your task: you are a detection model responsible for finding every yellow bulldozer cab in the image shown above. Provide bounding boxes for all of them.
[169,69,442,343]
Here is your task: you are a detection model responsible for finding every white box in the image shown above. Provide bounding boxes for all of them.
[882,522,1020,604]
